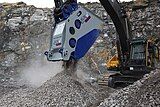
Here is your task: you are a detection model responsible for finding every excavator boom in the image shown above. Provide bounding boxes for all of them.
[99,0,131,55]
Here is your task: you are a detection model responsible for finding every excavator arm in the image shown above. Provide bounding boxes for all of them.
[99,0,131,55]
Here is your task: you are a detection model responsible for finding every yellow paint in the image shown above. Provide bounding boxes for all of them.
[106,54,119,69]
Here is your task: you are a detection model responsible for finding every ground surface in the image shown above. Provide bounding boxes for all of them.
[0,70,113,107]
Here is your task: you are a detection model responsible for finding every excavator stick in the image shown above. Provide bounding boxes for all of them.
[45,0,104,62]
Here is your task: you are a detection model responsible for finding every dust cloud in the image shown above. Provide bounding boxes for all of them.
[20,56,63,87]
[75,68,96,84]
[76,69,90,81]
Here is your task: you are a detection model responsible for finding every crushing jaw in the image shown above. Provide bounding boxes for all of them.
[45,1,103,62]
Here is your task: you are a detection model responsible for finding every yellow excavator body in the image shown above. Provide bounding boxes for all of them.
[106,55,119,70]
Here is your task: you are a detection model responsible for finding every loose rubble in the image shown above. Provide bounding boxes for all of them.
[0,71,113,107]
[99,69,160,107]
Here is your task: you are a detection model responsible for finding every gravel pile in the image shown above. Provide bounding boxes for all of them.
[0,70,107,107]
[99,69,160,107]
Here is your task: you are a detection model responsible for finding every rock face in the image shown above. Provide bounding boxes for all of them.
[0,2,53,96]
[130,1,160,38]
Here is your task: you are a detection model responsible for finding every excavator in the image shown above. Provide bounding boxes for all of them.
[45,0,159,87]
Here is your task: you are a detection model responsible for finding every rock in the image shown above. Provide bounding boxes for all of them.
[30,9,48,21]
[130,1,160,37]
[7,17,22,30]
[0,71,105,107]
[0,26,12,50]
[1,53,17,67]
